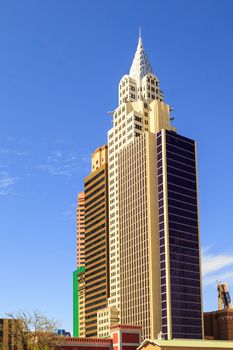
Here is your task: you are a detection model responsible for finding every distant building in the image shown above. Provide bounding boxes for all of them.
[57,329,71,337]
[0,318,21,350]
[204,309,233,340]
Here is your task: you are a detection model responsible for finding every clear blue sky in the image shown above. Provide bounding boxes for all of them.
[0,0,233,332]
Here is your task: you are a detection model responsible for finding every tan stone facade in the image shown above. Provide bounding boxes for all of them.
[118,133,161,339]
[97,306,118,338]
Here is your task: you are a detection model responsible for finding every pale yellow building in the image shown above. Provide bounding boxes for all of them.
[97,306,118,338]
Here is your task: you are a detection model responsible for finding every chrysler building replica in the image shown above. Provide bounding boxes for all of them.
[93,32,203,340]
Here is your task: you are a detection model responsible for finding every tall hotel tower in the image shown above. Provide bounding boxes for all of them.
[99,33,203,340]
[84,146,110,337]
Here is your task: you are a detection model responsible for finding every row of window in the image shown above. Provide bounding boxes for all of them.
[85,209,106,226]
[85,215,106,231]
[85,169,105,187]
[85,199,105,218]
[85,184,106,201]
[85,176,105,194]
[86,250,106,265]
[85,284,106,297]
[85,229,106,244]
[85,192,105,208]
[85,242,106,257]
[85,235,106,251]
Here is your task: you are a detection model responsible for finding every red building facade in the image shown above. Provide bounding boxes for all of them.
[57,325,142,350]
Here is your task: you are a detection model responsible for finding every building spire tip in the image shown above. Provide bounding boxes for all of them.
[138,27,143,47]
[139,27,142,38]
[129,28,153,80]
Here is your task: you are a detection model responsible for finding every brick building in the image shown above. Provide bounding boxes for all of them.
[204,309,233,340]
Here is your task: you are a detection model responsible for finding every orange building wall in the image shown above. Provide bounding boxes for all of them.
[77,192,85,267]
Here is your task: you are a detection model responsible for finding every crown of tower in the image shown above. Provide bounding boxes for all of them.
[129,30,154,81]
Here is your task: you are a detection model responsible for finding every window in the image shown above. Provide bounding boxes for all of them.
[135,124,142,130]
[134,115,142,122]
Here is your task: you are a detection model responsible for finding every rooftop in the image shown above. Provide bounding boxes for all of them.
[138,339,233,349]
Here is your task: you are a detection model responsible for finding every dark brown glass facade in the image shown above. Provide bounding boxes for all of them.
[157,130,202,339]
[84,163,109,338]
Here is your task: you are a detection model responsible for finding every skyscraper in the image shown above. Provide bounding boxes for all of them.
[84,145,110,337]
[156,130,203,339]
[73,192,86,337]
[96,32,203,340]
[107,33,166,318]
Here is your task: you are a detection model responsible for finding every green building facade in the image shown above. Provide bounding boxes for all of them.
[73,267,85,337]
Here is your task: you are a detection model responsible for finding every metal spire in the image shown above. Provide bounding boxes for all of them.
[139,27,141,38]
[129,30,153,81]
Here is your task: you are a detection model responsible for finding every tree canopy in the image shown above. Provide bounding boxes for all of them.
[7,310,62,350]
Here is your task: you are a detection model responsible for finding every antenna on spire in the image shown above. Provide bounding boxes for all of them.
[139,27,142,38]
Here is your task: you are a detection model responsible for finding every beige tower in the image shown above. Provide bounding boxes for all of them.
[118,132,161,339]
[96,32,172,337]
[104,31,173,332]
[107,32,168,316]
[98,32,203,340]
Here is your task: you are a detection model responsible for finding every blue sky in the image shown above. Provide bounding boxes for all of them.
[0,0,233,332]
